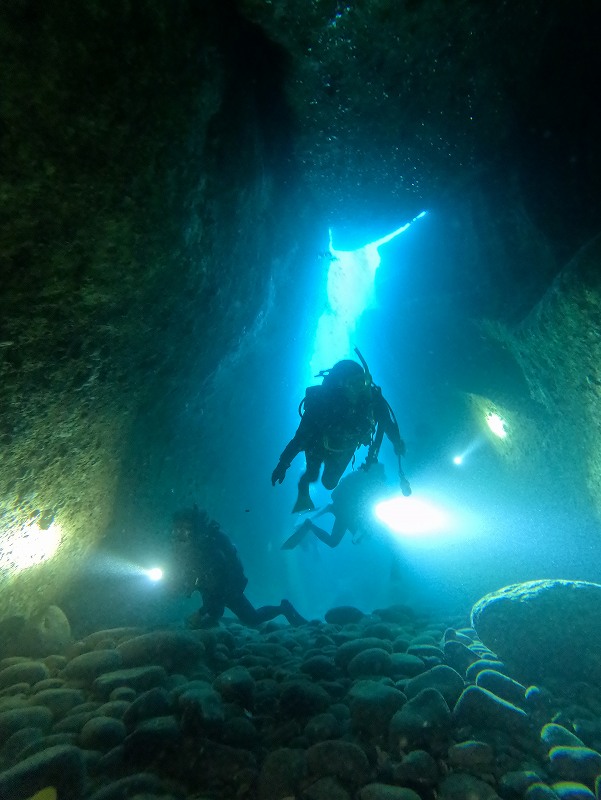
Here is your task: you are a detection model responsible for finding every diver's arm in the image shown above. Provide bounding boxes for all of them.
[271,433,303,485]
[375,390,411,495]
[375,390,405,456]
[272,411,316,484]
[279,432,304,467]
[272,387,323,485]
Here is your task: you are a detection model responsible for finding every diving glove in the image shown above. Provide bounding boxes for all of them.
[271,461,288,486]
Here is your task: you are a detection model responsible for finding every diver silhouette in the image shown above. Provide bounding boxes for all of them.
[169,506,306,628]
[272,348,410,513]
[281,461,390,549]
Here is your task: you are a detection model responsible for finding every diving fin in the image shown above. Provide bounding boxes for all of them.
[281,520,312,550]
[292,490,315,514]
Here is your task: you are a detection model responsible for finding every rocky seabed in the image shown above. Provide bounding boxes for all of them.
[1,605,601,800]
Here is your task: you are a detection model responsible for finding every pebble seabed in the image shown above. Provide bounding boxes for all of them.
[1,605,601,800]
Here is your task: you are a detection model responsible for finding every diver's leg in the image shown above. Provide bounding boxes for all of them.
[227,593,263,626]
[187,594,224,628]
[321,450,354,490]
[308,517,348,548]
[228,593,288,626]
[293,452,321,513]
[281,503,336,549]
[279,599,307,626]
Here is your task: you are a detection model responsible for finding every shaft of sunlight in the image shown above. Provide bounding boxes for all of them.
[310,211,427,379]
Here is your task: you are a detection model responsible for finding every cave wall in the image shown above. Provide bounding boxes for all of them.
[0,1,299,617]
[485,236,601,518]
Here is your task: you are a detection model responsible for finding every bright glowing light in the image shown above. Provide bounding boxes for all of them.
[310,212,427,378]
[1,520,62,572]
[486,412,508,439]
[375,494,449,537]
[146,567,163,582]
[452,436,485,466]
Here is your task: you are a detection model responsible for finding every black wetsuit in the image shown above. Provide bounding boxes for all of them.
[172,513,305,627]
[277,383,403,492]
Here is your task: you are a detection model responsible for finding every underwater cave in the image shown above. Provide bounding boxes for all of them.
[2,1,601,798]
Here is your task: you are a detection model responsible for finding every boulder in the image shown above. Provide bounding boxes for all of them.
[405,665,465,708]
[453,686,530,732]
[213,665,255,708]
[541,723,585,749]
[391,750,439,786]
[61,649,123,684]
[325,606,366,625]
[122,716,182,762]
[85,772,167,800]
[471,580,601,683]
[18,607,72,658]
[448,740,495,771]
[257,747,306,800]
[279,680,330,719]
[0,661,50,690]
[28,688,85,720]
[359,785,422,800]
[0,744,85,800]
[438,772,501,800]
[304,776,351,800]
[475,670,527,707]
[92,666,167,698]
[0,706,53,745]
[122,687,173,728]
[548,746,601,784]
[305,712,343,744]
[389,688,451,752]
[79,715,126,751]
[306,739,371,790]
[347,648,393,678]
[116,630,205,671]
[335,638,393,670]
[348,680,406,740]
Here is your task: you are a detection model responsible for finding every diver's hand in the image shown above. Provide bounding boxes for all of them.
[400,476,412,497]
[271,461,288,486]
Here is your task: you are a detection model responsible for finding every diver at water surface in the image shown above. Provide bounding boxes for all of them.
[271,348,410,513]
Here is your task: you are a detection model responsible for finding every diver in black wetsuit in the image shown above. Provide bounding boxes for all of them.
[170,506,306,628]
[271,349,410,513]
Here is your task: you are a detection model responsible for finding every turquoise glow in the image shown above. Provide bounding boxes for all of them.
[310,211,427,378]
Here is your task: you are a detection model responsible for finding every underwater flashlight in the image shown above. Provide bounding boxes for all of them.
[145,567,163,582]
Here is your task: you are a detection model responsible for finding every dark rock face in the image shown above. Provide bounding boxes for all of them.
[0,1,299,614]
[471,579,601,683]
[239,0,601,271]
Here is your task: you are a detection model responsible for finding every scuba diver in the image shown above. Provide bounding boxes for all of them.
[271,348,411,513]
[169,506,306,628]
[281,461,390,549]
